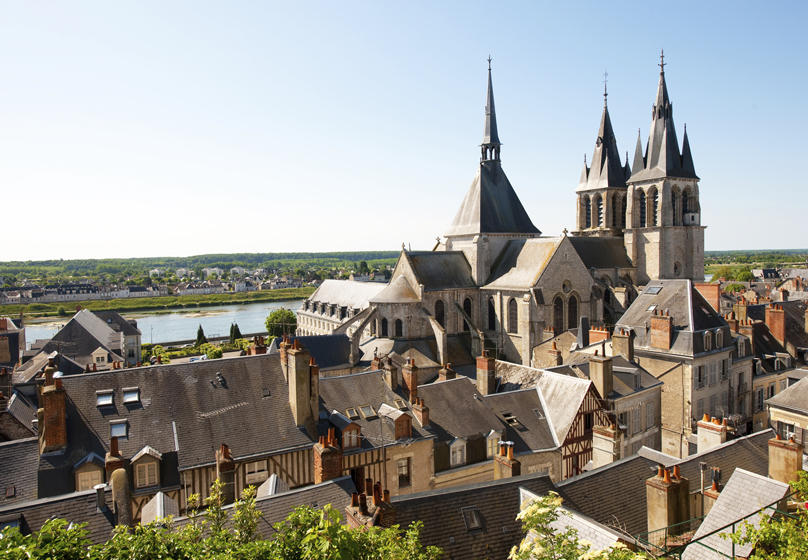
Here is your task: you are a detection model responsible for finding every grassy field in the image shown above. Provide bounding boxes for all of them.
[2,287,315,319]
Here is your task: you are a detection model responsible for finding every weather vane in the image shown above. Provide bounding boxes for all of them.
[487,55,492,70]
[659,49,666,73]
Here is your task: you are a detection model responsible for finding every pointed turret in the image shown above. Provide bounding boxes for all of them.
[681,124,696,176]
[632,129,645,172]
[579,155,590,186]
[576,87,626,192]
[481,57,501,162]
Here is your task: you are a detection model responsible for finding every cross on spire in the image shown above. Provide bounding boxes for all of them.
[603,69,609,106]
[659,49,666,73]
[487,55,492,71]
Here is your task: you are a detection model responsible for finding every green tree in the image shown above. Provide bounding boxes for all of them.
[265,309,297,337]
[737,269,754,282]
[359,260,370,274]
[195,324,208,347]
[232,322,242,341]
[714,265,735,281]
[57,305,67,316]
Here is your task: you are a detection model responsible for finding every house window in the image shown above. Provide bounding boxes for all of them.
[709,394,717,417]
[397,458,411,488]
[646,402,654,430]
[721,391,728,416]
[755,389,764,412]
[697,398,705,420]
[245,460,268,484]
[343,428,360,449]
[95,355,105,363]
[486,436,499,458]
[584,412,594,432]
[110,421,128,440]
[696,366,705,388]
[507,298,518,334]
[768,384,775,399]
[632,409,641,435]
[395,417,411,440]
[645,435,655,449]
[451,443,466,467]
[123,388,140,404]
[709,363,718,385]
[96,391,114,407]
[716,330,724,348]
[704,332,712,351]
[135,462,158,488]
[721,360,728,381]
[737,339,745,357]
[488,298,496,331]
[359,405,377,419]
[780,379,787,392]
[77,469,102,491]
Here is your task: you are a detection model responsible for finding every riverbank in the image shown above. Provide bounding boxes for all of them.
[3,287,315,320]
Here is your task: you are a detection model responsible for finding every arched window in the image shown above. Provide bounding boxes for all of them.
[463,297,472,332]
[553,296,564,334]
[682,189,690,214]
[639,190,647,227]
[596,195,604,227]
[585,196,592,228]
[568,296,578,330]
[671,188,679,226]
[611,193,619,227]
[507,298,518,334]
[621,195,627,228]
[395,319,403,337]
[488,297,496,331]
[381,318,388,337]
[435,300,445,328]
[651,189,659,226]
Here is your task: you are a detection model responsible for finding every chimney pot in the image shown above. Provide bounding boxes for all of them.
[359,493,368,515]
[351,492,360,508]
[673,465,681,480]
[365,477,373,497]
[663,469,672,484]
[507,443,514,461]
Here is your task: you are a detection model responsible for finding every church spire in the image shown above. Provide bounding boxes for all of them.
[576,76,626,192]
[481,57,501,161]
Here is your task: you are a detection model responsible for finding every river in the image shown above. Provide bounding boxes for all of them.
[24,300,304,347]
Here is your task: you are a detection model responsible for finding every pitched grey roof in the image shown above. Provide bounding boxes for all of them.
[306,279,386,310]
[484,389,557,453]
[567,236,634,270]
[93,311,141,337]
[368,275,420,304]
[549,355,662,400]
[406,252,476,292]
[392,472,555,560]
[444,160,541,238]
[577,103,629,192]
[269,334,356,370]
[484,238,562,290]
[30,309,125,372]
[765,376,808,414]
[417,377,504,443]
[482,65,500,146]
[746,300,808,352]
[682,469,790,560]
[0,438,40,506]
[6,390,37,434]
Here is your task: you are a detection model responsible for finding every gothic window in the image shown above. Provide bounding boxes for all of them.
[585,196,592,228]
[568,295,578,330]
[597,195,604,227]
[671,188,679,225]
[488,297,496,331]
[553,296,564,334]
[507,298,518,334]
[435,299,445,328]
[621,195,627,228]
[651,189,659,226]
[611,193,619,227]
[682,189,690,214]
[463,298,472,332]
[639,190,647,227]
[381,318,388,337]
[394,319,403,337]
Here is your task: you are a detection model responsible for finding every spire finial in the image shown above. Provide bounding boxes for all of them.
[603,69,609,106]
[487,55,492,71]
[659,49,666,74]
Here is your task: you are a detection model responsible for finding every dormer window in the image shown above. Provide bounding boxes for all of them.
[123,388,140,404]
[132,445,162,488]
[96,390,113,407]
[703,332,712,351]
[136,462,158,488]
[716,330,724,348]
[343,428,360,449]
[345,408,359,420]
[359,405,377,419]
[462,506,483,531]
[486,431,501,458]
[737,339,745,357]
[394,416,411,440]
[450,439,466,467]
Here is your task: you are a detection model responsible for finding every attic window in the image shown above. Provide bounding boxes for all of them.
[123,388,140,404]
[502,412,519,426]
[533,409,545,420]
[345,408,360,420]
[110,420,128,440]
[359,405,377,419]
[319,410,329,420]
[646,286,663,295]
[646,304,658,312]
[5,485,15,498]
[262,388,271,398]
[96,391,113,407]
[394,399,407,410]
[461,506,483,531]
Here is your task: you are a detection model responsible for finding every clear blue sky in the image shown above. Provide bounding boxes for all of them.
[2,1,805,261]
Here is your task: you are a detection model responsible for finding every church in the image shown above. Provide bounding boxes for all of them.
[298,52,704,367]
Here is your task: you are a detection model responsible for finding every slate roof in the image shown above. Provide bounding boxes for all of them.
[0,438,40,506]
[93,311,141,337]
[616,280,731,357]
[406,252,476,292]
[576,103,630,192]
[418,377,504,443]
[37,353,313,499]
[766,376,808,414]
[682,469,790,560]
[445,159,541,238]
[548,355,662,401]
[269,334,356,370]
[6,390,37,434]
[369,275,420,304]
[0,487,116,544]
[306,279,386,310]
[484,389,557,453]
[746,300,808,351]
[484,238,562,290]
[567,236,634,270]
[392,472,555,560]
[482,65,500,146]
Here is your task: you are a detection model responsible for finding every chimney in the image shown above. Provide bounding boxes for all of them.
[768,434,804,485]
[251,336,267,355]
[382,357,398,391]
[39,358,67,453]
[764,304,786,346]
[105,436,124,472]
[402,357,419,403]
[95,483,107,512]
[612,327,634,362]
[438,363,456,382]
[589,355,613,400]
[345,478,396,528]
[649,309,673,350]
[780,288,789,302]
[542,326,555,342]
[589,325,610,345]
[413,397,429,428]
[547,341,563,366]
[370,353,383,371]
[696,415,728,453]
[215,443,237,504]
[577,316,590,348]
[476,351,496,396]
[288,340,316,434]
[110,468,132,528]
[0,318,6,330]
[314,428,343,483]
[733,299,748,322]
[646,465,690,537]
[494,442,521,479]
[695,283,722,313]
[739,319,755,355]
[702,467,722,515]
[725,312,738,333]
[279,334,291,381]
[592,423,621,469]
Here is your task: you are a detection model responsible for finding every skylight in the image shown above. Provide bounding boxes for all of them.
[122,388,140,404]
[359,405,377,419]
[110,421,128,439]
[394,399,407,410]
[96,391,113,407]
[345,407,360,420]
[461,507,483,531]
[646,286,663,295]
[646,304,658,312]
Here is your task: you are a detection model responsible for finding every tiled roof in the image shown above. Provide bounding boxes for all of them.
[0,438,40,506]
[307,279,386,309]
[766,376,808,414]
[406,252,476,292]
[392,472,555,560]
[484,238,562,290]
[6,390,37,434]
[567,237,634,270]
[270,334,356,370]
[484,389,557,453]
[93,311,141,337]
[417,377,503,443]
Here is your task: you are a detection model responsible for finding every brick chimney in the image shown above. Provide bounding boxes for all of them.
[39,358,67,454]
[215,443,237,504]
[345,479,396,528]
[370,352,383,371]
[288,340,317,434]
[646,465,690,536]
[412,397,429,428]
[438,363,456,382]
[649,309,673,350]
[105,436,124,472]
[402,357,419,403]
[592,423,621,469]
[589,325,610,345]
[382,357,398,391]
[547,341,563,366]
[612,327,634,362]
[476,351,496,396]
[278,334,291,382]
[768,434,804,485]
[314,428,343,484]
[695,283,722,313]
[724,312,738,333]
[250,336,267,355]
[764,304,786,346]
[589,355,613,400]
[494,442,521,479]
[739,319,755,355]
[733,299,748,322]
[702,467,722,515]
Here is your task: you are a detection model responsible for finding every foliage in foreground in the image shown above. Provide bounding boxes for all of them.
[509,492,646,560]
[0,482,441,560]
[265,308,297,338]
